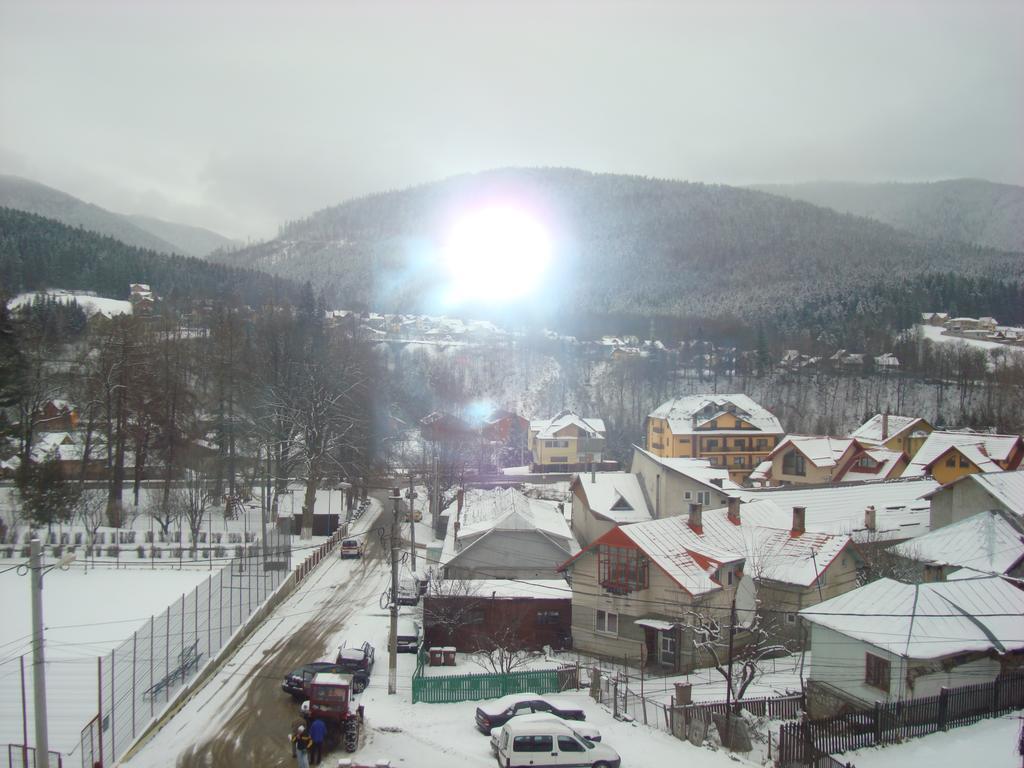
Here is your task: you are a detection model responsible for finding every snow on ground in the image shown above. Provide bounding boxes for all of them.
[917,324,1022,355]
[0,566,211,753]
[846,714,1023,768]
[8,289,133,318]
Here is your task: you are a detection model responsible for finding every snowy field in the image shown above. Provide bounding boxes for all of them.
[847,713,1023,768]
[7,289,133,318]
[916,323,1023,355]
[0,566,211,753]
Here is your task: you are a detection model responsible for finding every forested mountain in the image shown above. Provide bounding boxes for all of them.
[750,179,1024,253]
[0,174,238,257]
[125,213,241,258]
[210,168,1024,342]
[0,207,300,308]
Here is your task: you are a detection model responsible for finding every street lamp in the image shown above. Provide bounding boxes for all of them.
[18,539,76,768]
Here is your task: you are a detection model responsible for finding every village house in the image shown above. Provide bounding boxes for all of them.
[528,411,606,473]
[438,488,579,580]
[901,431,1024,484]
[33,399,78,432]
[923,469,1024,530]
[887,510,1024,582]
[559,501,858,670]
[569,446,738,546]
[760,436,908,487]
[800,576,1024,718]
[423,578,572,653]
[848,412,934,459]
[645,394,783,484]
[129,283,156,316]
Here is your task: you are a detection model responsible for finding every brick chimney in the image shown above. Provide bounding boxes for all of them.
[688,503,703,532]
[881,409,890,442]
[727,497,741,525]
[791,506,806,536]
[865,505,877,531]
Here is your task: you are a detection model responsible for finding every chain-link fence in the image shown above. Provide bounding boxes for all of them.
[78,529,291,768]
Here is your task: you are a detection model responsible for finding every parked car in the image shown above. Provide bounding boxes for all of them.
[475,693,587,734]
[391,616,420,653]
[490,713,601,754]
[492,716,620,768]
[282,661,355,700]
[334,641,374,691]
[339,538,364,558]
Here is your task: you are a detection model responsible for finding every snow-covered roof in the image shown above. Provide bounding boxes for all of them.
[968,470,1024,515]
[587,506,851,595]
[903,431,1022,478]
[530,411,605,439]
[432,579,571,600]
[770,436,855,469]
[439,488,578,569]
[573,472,652,524]
[800,576,1024,659]
[648,394,783,436]
[888,511,1024,575]
[848,414,927,445]
[735,477,938,540]
[833,447,906,482]
[748,460,773,483]
[632,446,742,493]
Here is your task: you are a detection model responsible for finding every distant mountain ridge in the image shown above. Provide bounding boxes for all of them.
[0,174,239,258]
[749,179,1024,253]
[210,167,1024,335]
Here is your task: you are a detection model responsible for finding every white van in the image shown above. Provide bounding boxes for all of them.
[494,718,621,768]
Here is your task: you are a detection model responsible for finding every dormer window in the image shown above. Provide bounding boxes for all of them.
[782,450,806,476]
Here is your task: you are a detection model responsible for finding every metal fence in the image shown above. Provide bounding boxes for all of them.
[76,529,292,768]
[411,648,580,704]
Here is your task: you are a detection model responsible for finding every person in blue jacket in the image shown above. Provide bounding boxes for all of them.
[308,718,327,765]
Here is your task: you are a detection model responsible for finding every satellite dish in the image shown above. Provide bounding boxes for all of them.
[734,575,757,629]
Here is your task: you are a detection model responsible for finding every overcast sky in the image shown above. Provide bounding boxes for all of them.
[1,0,1021,240]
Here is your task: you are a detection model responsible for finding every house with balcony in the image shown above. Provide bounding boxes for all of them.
[560,501,858,670]
[528,411,606,473]
[645,394,784,484]
[760,435,908,487]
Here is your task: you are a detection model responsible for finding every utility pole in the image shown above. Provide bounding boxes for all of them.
[30,539,50,768]
[406,475,418,572]
[387,488,401,695]
[431,450,440,539]
[724,595,737,751]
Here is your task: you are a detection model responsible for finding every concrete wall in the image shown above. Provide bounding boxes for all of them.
[807,624,906,708]
[929,479,1005,530]
[444,530,574,580]
[632,449,732,520]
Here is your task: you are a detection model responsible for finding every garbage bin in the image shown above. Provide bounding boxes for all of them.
[442,646,457,666]
[429,647,444,667]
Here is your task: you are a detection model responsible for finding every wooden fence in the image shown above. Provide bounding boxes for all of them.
[779,673,1024,766]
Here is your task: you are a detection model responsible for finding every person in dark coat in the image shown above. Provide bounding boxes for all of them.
[308,717,327,764]
[291,724,313,768]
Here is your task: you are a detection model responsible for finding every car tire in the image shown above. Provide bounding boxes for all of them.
[592,762,611,768]
[353,679,366,693]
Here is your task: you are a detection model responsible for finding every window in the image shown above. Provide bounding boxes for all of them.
[786,613,796,624]
[596,609,618,635]
[735,438,746,449]
[678,437,689,443]
[684,491,692,500]
[945,455,957,467]
[708,420,717,429]
[513,735,553,753]
[816,571,827,588]
[557,736,585,753]
[865,653,890,692]
[696,490,710,505]
[660,632,676,665]
[598,545,649,593]
[652,426,663,434]
[756,439,768,449]
[551,455,569,463]
[734,419,743,428]
[706,439,719,449]
[651,443,663,450]
[547,439,569,448]
[733,456,744,467]
[959,455,970,468]
[782,450,806,476]
[856,456,878,469]
[536,610,561,625]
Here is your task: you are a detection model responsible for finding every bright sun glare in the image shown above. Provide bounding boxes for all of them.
[442,205,552,304]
